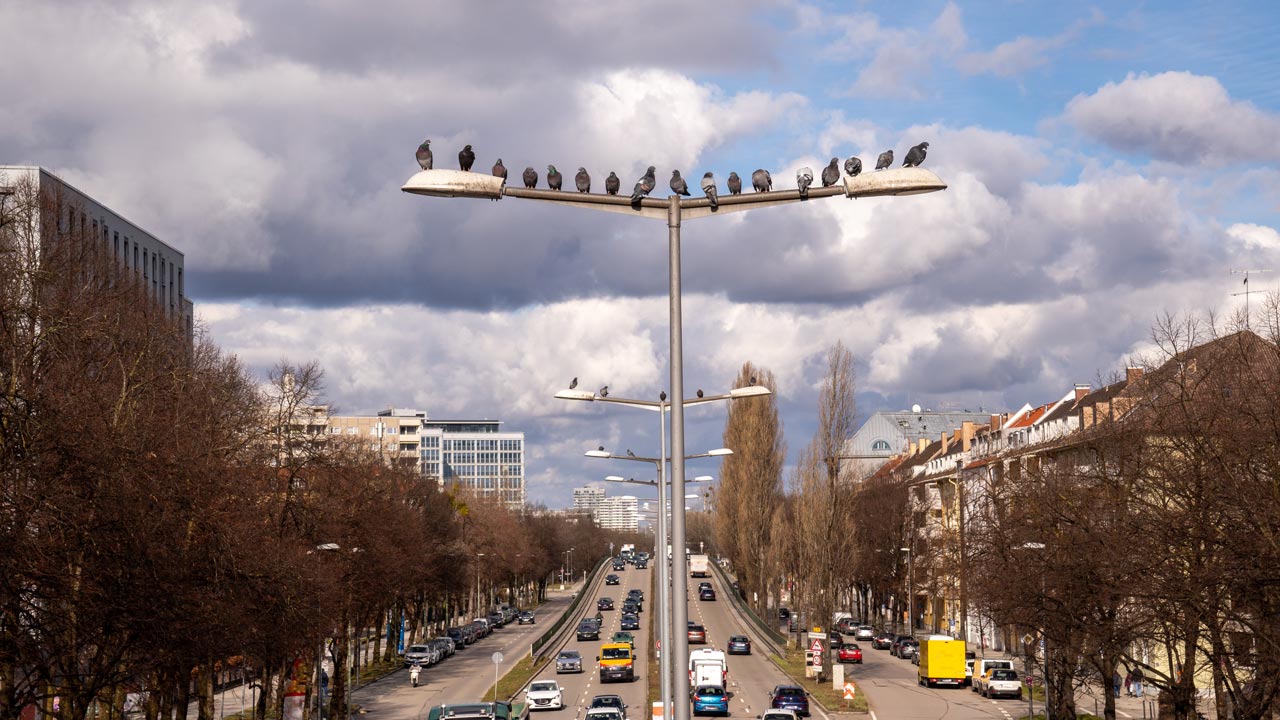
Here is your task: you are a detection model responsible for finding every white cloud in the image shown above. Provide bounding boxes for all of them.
[824,2,968,100]
[1063,71,1280,165]
[957,9,1103,78]
[1226,222,1280,251]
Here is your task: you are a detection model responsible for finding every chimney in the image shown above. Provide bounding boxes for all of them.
[961,421,975,452]
[990,414,1001,431]
[940,431,950,454]
[1074,384,1090,402]
[1126,367,1144,385]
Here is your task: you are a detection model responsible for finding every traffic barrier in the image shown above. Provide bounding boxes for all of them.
[711,561,787,648]
[530,556,609,657]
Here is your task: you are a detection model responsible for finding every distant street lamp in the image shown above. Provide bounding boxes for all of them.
[406,163,946,720]
[1018,542,1047,720]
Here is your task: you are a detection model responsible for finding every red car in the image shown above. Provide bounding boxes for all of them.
[838,643,863,664]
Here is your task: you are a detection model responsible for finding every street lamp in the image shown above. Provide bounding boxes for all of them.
[406,164,946,720]
[590,444,730,714]
[1017,542,1047,720]
[900,546,912,634]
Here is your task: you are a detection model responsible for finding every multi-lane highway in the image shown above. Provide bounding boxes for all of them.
[352,558,1037,720]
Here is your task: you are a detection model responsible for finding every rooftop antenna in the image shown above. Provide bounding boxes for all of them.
[1230,269,1273,329]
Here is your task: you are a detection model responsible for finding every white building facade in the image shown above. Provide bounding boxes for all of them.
[572,486,605,518]
[596,495,639,532]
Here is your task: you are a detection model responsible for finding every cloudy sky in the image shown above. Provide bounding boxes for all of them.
[4,1,1278,508]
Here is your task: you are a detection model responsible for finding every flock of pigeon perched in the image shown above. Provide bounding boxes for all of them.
[415,139,929,208]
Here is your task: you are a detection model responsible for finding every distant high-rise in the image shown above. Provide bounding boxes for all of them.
[572,486,605,518]
[597,495,639,532]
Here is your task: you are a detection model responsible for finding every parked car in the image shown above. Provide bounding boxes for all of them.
[768,685,810,716]
[526,680,564,711]
[691,685,729,716]
[727,635,752,655]
[598,598,614,611]
[890,634,913,655]
[620,613,640,631]
[980,669,1023,700]
[404,643,435,667]
[472,619,491,638]
[699,587,716,601]
[855,626,875,641]
[556,650,583,673]
[687,624,708,644]
[873,632,894,650]
[447,627,469,648]
[838,643,863,664]
[517,611,535,625]
[605,574,621,586]
[430,638,453,659]
[897,639,919,660]
[488,612,505,628]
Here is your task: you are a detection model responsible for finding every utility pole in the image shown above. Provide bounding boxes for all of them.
[1231,269,1273,328]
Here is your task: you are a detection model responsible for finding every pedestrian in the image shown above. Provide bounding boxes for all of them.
[1125,670,1133,696]
[1132,667,1144,698]
[1114,670,1122,698]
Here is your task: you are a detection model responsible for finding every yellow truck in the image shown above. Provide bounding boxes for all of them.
[597,642,634,683]
[918,636,966,688]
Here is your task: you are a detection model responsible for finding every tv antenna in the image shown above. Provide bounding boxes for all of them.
[1231,269,1273,329]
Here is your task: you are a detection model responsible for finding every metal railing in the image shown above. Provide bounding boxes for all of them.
[711,562,787,648]
[530,556,609,656]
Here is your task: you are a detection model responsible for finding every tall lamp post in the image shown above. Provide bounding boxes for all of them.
[1017,542,1047,720]
[588,446,730,714]
[405,164,946,720]
[900,546,912,633]
[558,384,768,715]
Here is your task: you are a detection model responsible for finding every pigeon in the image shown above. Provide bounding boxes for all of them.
[670,170,690,196]
[415,139,433,170]
[575,167,591,193]
[459,144,475,172]
[696,389,704,398]
[875,150,894,170]
[749,376,757,386]
[844,156,862,177]
[701,172,718,210]
[797,167,814,199]
[626,449,636,458]
[821,158,840,187]
[598,446,605,452]
[569,377,578,390]
[605,172,621,195]
[660,391,667,401]
[492,159,507,180]
[903,142,929,168]
[751,168,772,193]
[547,165,563,191]
[523,167,538,188]
[727,172,742,195]
[599,385,609,398]
[631,166,657,204]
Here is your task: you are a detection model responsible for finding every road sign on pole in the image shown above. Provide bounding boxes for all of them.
[809,639,825,653]
[843,683,856,700]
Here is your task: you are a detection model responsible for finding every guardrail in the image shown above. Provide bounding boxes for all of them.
[530,556,609,657]
[711,562,787,649]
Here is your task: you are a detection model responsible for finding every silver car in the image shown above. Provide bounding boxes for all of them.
[555,649,583,673]
[404,643,437,667]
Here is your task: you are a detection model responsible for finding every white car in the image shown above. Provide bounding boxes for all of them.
[585,709,624,720]
[761,710,800,720]
[855,626,875,641]
[526,680,564,711]
[981,669,1023,700]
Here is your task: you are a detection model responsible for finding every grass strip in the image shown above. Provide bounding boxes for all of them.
[483,653,546,703]
[769,649,870,714]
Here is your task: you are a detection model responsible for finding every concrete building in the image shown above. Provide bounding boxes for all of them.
[0,165,194,338]
[572,486,605,518]
[324,408,526,509]
[596,495,639,532]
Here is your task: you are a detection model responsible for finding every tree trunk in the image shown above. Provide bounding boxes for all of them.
[195,662,214,720]
[330,629,350,719]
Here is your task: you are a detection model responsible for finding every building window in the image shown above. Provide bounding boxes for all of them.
[871,439,891,452]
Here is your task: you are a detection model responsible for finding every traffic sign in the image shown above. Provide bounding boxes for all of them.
[1022,633,1035,645]
[809,639,825,653]
[843,683,856,700]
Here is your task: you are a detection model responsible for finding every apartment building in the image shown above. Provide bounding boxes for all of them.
[596,495,639,532]
[572,486,605,518]
[2,165,195,339]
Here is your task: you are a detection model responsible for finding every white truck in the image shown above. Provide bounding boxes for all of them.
[689,554,710,578]
[688,648,727,688]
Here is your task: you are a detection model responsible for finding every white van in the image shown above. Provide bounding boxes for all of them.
[971,658,1014,690]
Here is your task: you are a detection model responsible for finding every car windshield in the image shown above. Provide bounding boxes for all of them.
[992,670,1018,681]
[731,636,746,642]
[559,651,579,658]
[697,687,724,696]
[777,687,804,696]
[592,698,622,708]
[602,648,631,660]
[408,645,428,653]
[531,682,557,692]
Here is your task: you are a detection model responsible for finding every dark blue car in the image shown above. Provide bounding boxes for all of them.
[692,685,728,716]
[769,685,809,716]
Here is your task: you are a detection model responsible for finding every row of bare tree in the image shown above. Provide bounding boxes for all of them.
[711,316,1280,720]
[0,176,620,720]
